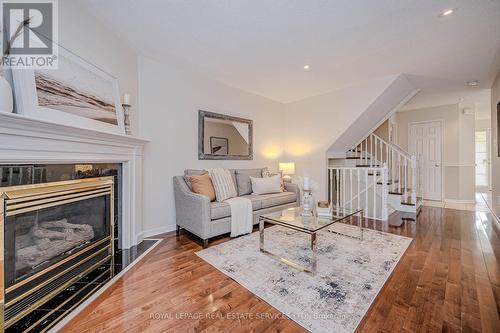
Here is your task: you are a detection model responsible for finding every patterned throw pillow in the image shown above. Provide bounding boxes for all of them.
[261,167,284,192]
[208,168,238,202]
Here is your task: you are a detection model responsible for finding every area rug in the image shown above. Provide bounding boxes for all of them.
[196,224,412,333]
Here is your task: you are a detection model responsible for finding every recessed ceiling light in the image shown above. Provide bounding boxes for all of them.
[439,8,456,17]
[303,65,310,70]
[467,80,479,87]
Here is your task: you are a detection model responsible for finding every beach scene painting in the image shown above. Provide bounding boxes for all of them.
[34,52,119,125]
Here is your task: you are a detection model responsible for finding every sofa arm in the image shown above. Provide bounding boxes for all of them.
[173,176,211,240]
[284,182,301,205]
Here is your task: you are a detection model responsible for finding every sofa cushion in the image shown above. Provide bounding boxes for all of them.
[184,169,205,176]
[210,195,263,220]
[262,167,285,192]
[234,168,262,196]
[210,201,231,220]
[209,168,238,202]
[259,192,297,209]
[250,175,282,195]
[184,169,206,190]
[239,195,263,211]
[185,172,216,201]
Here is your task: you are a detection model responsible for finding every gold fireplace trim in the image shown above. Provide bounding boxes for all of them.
[0,177,115,331]
[0,177,114,200]
[5,255,112,329]
[6,187,111,212]
[6,236,111,296]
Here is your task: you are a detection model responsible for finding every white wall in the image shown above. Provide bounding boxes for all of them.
[282,75,400,200]
[138,56,285,236]
[59,1,139,133]
[396,104,475,202]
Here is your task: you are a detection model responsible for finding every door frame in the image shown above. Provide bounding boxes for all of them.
[475,128,492,191]
[408,119,444,201]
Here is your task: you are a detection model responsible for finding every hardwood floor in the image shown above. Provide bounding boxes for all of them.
[61,207,500,332]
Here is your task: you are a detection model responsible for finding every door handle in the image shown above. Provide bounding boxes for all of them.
[435,164,440,167]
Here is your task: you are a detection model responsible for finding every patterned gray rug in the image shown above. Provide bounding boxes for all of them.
[196,224,412,333]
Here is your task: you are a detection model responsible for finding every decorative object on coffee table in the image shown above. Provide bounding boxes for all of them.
[301,176,313,217]
[122,93,132,135]
[316,201,332,217]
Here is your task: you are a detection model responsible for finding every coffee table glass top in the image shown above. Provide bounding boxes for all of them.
[260,206,361,232]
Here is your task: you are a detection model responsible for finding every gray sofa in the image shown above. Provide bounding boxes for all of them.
[173,168,300,248]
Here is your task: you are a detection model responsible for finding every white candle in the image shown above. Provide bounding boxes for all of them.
[123,93,131,105]
[303,177,310,190]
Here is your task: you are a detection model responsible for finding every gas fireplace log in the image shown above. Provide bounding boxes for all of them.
[15,219,95,271]
[31,219,70,240]
[39,219,94,231]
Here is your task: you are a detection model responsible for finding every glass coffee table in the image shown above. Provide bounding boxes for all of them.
[259,206,363,274]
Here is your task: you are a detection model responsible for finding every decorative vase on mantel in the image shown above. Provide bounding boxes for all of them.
[0,69,14,113]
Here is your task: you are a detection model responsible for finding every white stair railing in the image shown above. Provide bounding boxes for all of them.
[328,165,388,221]
[347,133,420,204]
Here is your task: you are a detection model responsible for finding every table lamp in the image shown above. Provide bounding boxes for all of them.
[279,162,295,182]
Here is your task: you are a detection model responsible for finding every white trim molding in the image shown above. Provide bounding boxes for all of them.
[443,199,476,204]
[443,164,475,167]
[0,112,149,248]
[141,224,177,239]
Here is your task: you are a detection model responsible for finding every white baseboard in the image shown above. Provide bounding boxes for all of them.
[141,224,176,238]
[443,199,475,204]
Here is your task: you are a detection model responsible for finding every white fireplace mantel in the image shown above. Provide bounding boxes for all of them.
[0,112,149,249]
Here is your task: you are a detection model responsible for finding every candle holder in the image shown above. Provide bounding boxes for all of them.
[301,189,313,217]
[122,103,132,135]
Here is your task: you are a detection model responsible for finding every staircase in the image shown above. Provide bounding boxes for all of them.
[328,133,423,222]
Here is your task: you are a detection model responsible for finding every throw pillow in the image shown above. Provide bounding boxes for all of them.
[185,172,216,201]
[209,168,238,202]
[262,167,284,192]
[250,175,282,195]
[235,168,263,196]
[184,169,206,190]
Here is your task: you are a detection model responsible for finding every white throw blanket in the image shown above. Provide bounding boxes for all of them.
[225,197,253,237]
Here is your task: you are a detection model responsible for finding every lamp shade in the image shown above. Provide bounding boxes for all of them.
[279,162,295,175]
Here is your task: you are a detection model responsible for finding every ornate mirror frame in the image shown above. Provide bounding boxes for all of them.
[198,110,253,160]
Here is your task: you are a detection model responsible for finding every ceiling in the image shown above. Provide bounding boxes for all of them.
[400,88,492,119]
[79,0,500,103]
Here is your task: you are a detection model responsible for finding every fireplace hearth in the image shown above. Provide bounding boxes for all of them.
[1,177,114,331]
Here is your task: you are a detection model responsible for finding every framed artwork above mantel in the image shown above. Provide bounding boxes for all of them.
[12,44,125,135]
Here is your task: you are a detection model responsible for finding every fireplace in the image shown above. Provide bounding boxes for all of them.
[0,177,114,330]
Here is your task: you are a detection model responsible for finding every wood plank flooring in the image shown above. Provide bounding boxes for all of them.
[61,207,500,332]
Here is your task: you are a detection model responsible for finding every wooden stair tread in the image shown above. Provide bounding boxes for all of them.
[389,191,403,195]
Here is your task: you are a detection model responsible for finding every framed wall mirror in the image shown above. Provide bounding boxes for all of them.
[198,110,253,160]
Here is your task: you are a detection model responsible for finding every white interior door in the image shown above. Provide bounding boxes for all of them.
[409,121,442,201]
